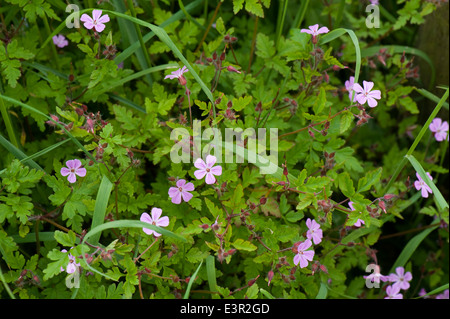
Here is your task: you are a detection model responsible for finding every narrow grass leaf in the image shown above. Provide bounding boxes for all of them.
[89,175,114,245]
[183,259,204,299]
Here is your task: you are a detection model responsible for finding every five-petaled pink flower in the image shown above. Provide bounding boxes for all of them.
[60,159,87,183]
[80,9,110,33]
[348,201,365,227]
[306,218,323,245]
[414,172,433,198]
[140,208,170,237]
[60,249,80,274]
[164,66,189,86]
[293,239,314,268]
[388,266,412,290]
[52,34,69,48]
[194,155,222,185]
[300,24,329,36]
[352,80,381,108]
[385,285,403,299]
[429,118,449,142]
[168,179,195,204]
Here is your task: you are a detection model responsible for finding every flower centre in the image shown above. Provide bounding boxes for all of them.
[70,168,76,174]
[206,168,210,173]
[178,187,183,192]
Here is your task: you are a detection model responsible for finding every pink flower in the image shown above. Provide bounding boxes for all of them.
[194,155,222,184]
[414,172,433,198]
[385,285,403,299]
[429,118,449,142]
[352,80,381,108]
[80,9,110,33]
[60,159,87,183]
[348,201,365,227]
[388,266,412,290]
[293,239,314,268]
[436,289,449,299]
[344,76,357,102]
[52,34,69,48]
[164,66,189,86]
[60,249,80,274]
[306,218,323,245]
[363,265,389,285]
[168,179,195,204]
[300,24,329,36]
[140,208,170,237]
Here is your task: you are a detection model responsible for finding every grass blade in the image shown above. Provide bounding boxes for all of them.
[206,255,218,297]
[183,259,204,299]
[389,224,438,273]
[89,175,114,245]
[0,133,44,172]
[315,282,328,299]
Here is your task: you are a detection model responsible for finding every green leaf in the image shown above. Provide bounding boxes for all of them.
[338,172,355,198]
[357,167,382,193]
[54,230,77,247]
[340,110,354,134]
[232,238,257,251]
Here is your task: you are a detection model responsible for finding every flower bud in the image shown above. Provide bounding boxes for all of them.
[226,65,241,74]
[267,270,274,286]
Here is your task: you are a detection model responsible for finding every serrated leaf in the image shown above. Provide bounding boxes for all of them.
[54,230,77,247]
[232,238,257,251]
[357,167,382,193]
[338,172,355,197]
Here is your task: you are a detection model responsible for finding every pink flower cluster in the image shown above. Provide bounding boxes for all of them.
[384,267,413,299]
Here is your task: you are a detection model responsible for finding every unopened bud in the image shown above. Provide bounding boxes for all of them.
[226,65,241,74]
[267,270,274,286]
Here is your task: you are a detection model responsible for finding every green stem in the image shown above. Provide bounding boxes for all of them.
[0,95,19,148]
[275,0,289,48]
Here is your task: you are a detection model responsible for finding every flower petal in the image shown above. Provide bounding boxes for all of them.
[183,182,195,192]
[80,13,93,23]
[75,167,86,177]
[67,173,77,183]
[205,172,216,184]
[194,158,207,170]
[181,191,193,202]
[151,207,163,221]
[205,155,217,167]
[194,169,207,180]
[92,9,102,21]
[168,187,180,198]
[97,14,110,24]
[363,80,374,92]
[176,179,186,188]
[209,165,222,176]
[94,23,106,33]
[60,167,71,176]
[171,192,182,204]
[156,216,170,227]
